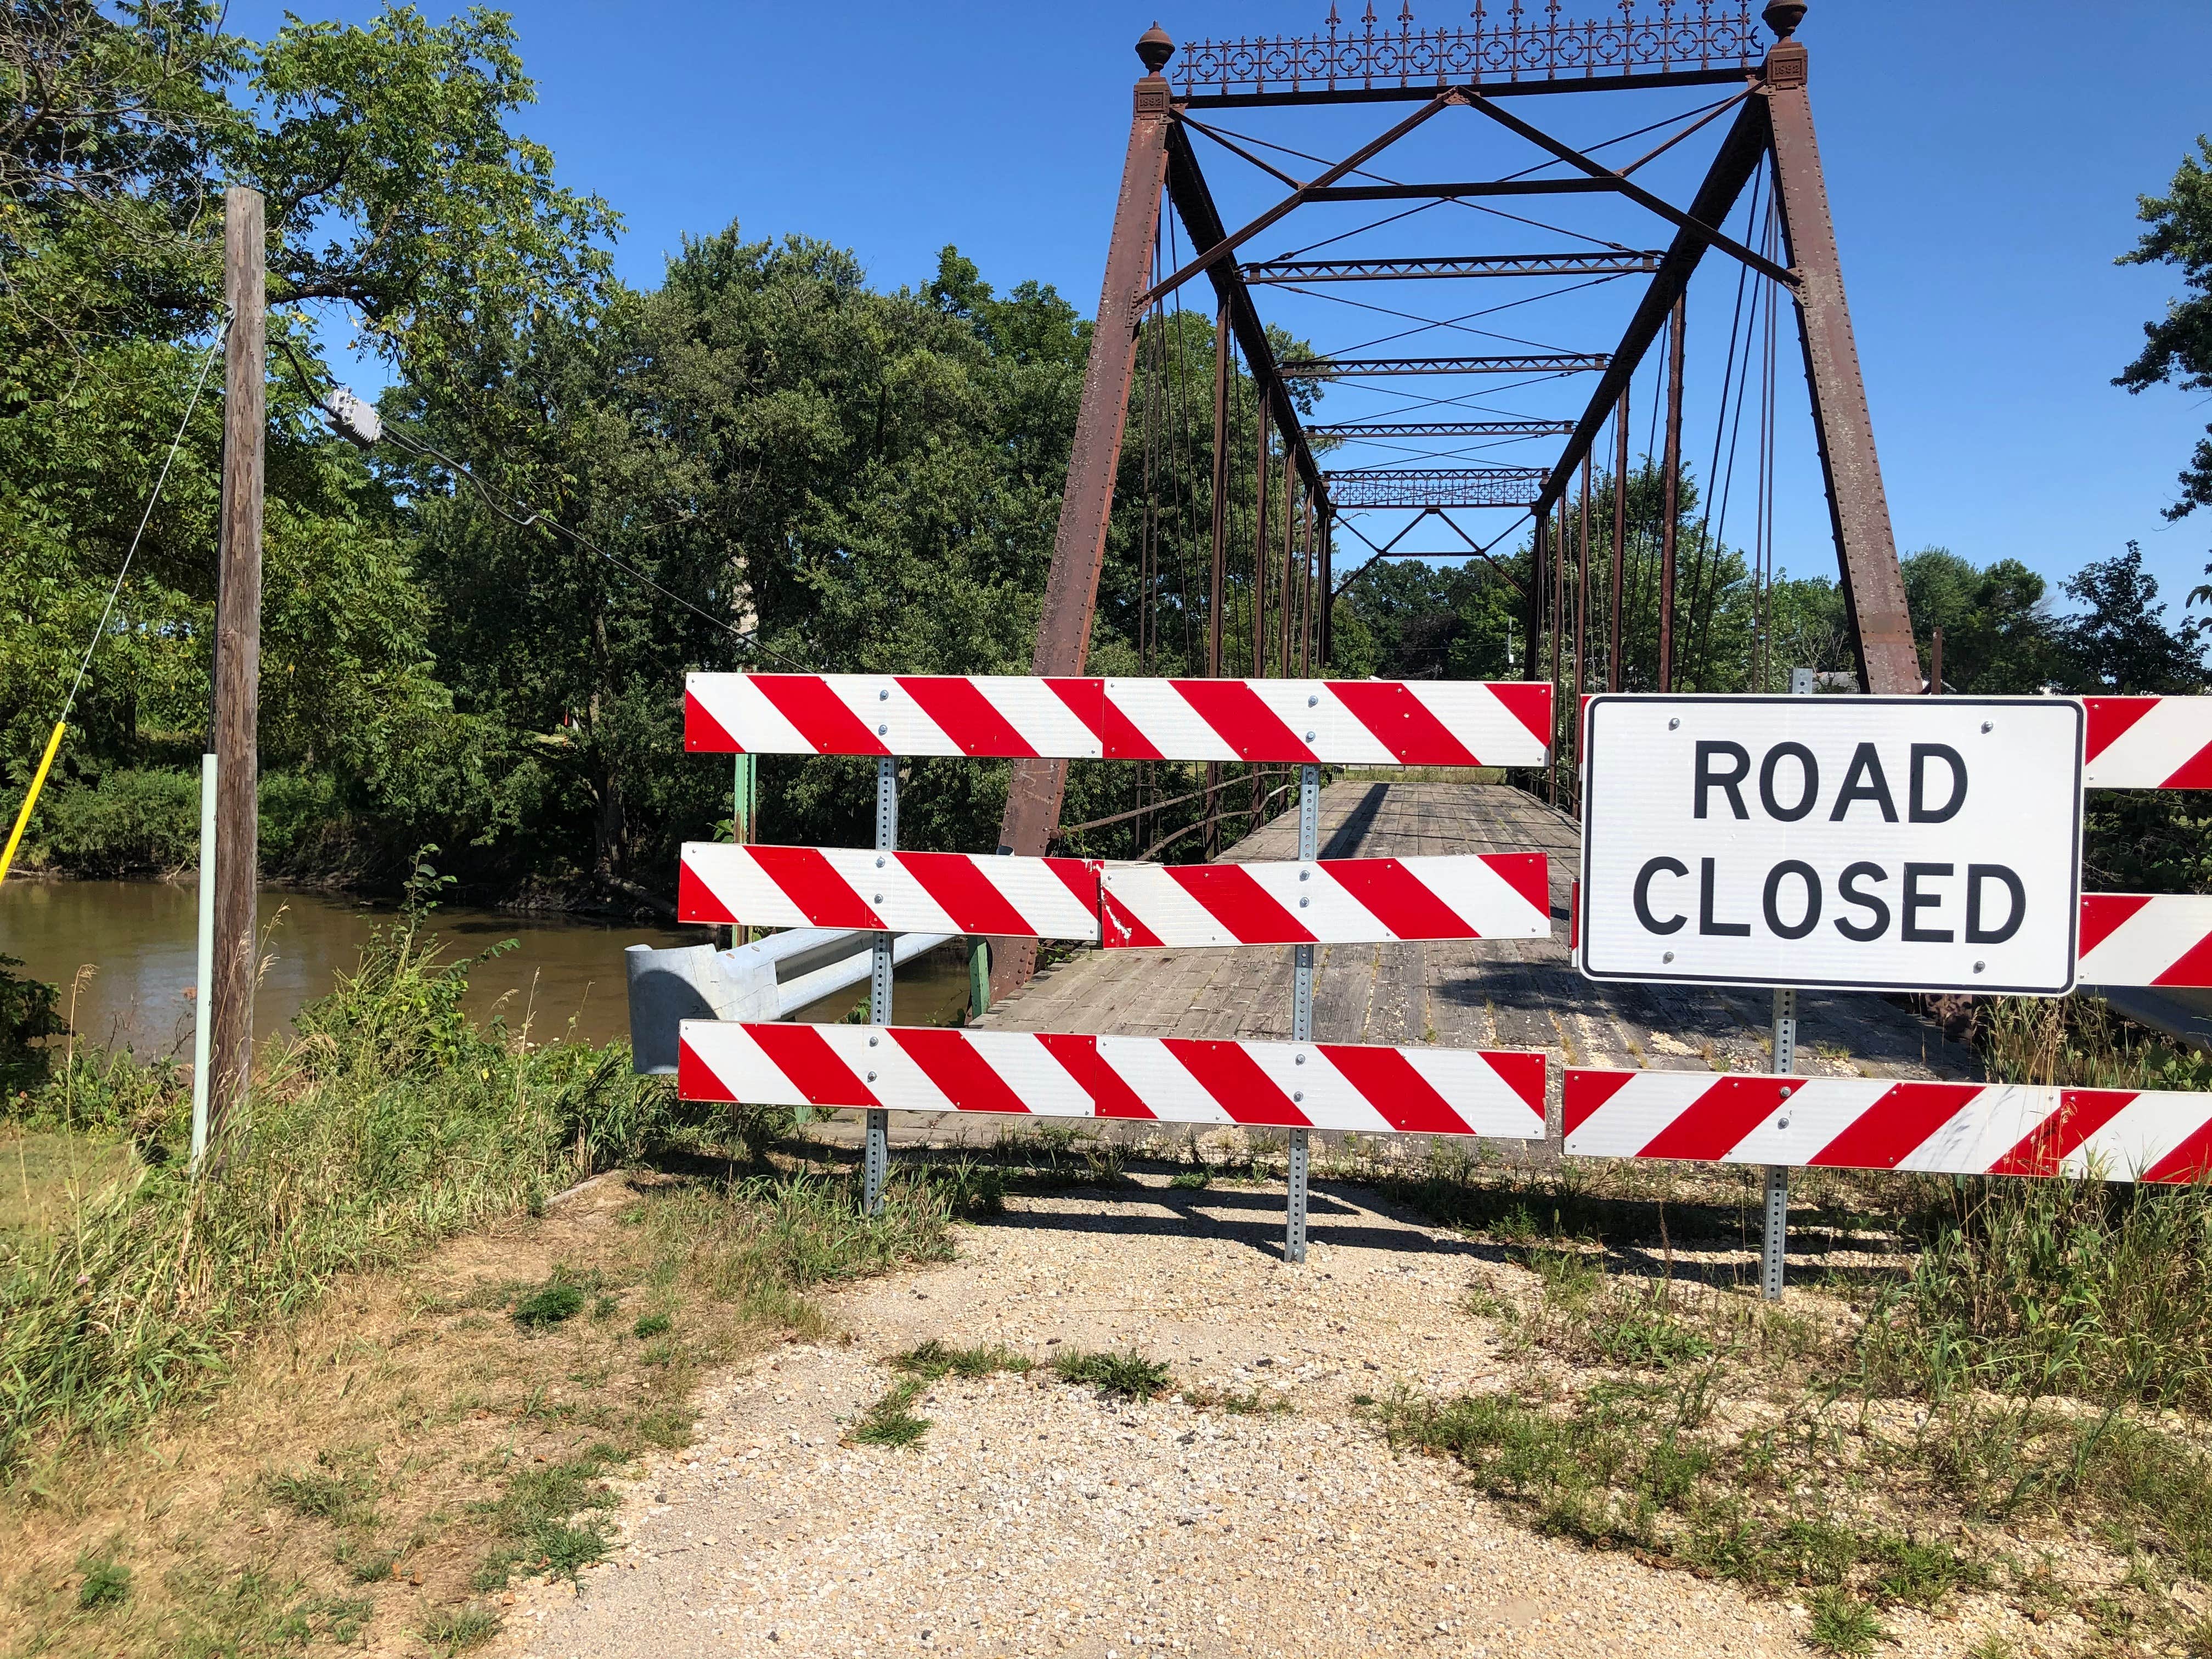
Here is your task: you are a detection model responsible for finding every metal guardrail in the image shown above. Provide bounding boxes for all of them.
[624,927,951,1074]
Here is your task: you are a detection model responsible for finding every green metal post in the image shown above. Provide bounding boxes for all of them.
[968,938,990,1024]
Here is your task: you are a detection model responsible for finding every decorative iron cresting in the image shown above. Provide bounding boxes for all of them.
[1325,466,1548,508]
[1176,1,1764,99]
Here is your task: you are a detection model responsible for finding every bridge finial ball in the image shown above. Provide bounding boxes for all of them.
[1762,2,1808,39]
[1137,22,1175,73]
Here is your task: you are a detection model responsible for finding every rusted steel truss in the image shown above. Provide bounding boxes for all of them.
[1242,251,1663,283]
[992,0,1920,996]
[1313,420,1574,439]
[1282,353,1611,378]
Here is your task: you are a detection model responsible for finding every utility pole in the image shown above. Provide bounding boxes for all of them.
[207,184,264,1142]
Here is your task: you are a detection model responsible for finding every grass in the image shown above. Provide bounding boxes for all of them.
[0,907,980,1658]
[0,913,699,1472]
[891,1339,1033,1381]
[847,1379,932,1449]
[1052,1348,1172,1399]
[421,1601,502,1654]
[1806,1588,1883,1655]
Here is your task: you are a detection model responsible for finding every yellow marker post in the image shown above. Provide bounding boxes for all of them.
[0,720,65,885]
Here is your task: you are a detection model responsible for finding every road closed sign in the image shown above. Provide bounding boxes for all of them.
[1577,696,2085,995]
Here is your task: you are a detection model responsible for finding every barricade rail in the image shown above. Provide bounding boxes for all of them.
[1564,1069,2212,1183]
[678,843,1553,948]
[685,673,1553,766]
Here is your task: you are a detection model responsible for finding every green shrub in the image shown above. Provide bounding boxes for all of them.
[0,953,61,1055]
[30,768,200,875]
[75,1553,131,1610]
[510,1280,585,1329]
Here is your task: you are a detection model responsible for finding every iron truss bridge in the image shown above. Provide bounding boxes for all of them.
[1240,251,1664,283]
[1312,419,1575,439]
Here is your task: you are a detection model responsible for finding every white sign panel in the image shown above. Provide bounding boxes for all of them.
[1577,696,2084,995]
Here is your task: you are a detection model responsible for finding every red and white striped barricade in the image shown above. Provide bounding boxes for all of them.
[1099,854,1551,947]
[677,843,1554,948]
[679,843,1106,940]
[1562,1069,2212,1182]
[2085,696,2212,790]
[2078,893,2212,988]
[684,673,1553,766]
[681,1020,1548,1139]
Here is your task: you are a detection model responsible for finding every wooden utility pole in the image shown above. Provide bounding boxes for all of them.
[208,185,264,1138]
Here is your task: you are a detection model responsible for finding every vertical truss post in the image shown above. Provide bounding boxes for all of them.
[1547,504,1564,806]
[1279,456,1296,678]
[1317,504,1334,670]
[1300,492,1316,674]
[1610,391,1629,692]
[865,755,898,1215]
[1285,760,1321,1263]
[1658,296,1686,692]
[1207,297,1231,859]
[1574,452,1591,808]
[991,43,1173,997]
[1764,20,1920,695]
[1254,397,1272,676]
[1524,506,1547,684]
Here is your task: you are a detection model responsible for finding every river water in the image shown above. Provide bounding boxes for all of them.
[0,879,970,1056]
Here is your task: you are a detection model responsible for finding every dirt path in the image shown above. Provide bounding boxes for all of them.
[490,1174,2032,1659]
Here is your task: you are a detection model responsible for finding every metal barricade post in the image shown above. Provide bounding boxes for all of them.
[1762,665,1816,1300]
[865,755,896,1214]
[1285,761,1321,1262]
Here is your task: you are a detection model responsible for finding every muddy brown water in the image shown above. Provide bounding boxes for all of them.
[0,879,971,1057]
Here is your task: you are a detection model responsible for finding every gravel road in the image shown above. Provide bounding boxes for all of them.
[490,1172,2029,1659]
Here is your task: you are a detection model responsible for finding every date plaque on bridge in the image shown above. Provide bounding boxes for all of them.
[1576,695,2085,996]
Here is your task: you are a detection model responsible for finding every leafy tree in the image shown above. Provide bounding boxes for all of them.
[1900,548,2072,693]
[2115,136,2212,567]
[2,2,617,885]
[2058,541,2207,694]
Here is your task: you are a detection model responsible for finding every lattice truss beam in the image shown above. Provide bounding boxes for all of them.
[993,0,1925,989]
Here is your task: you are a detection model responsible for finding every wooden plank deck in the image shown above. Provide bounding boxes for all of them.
[983,780,1979,1089]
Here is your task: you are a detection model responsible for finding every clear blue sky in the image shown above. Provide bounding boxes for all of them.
[240,1,2212,622]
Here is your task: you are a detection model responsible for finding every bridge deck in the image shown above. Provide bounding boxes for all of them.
[984,781,1977,1087]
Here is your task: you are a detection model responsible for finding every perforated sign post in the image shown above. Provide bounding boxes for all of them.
[1577,693,2085,996]
[1576,685,2086,1300]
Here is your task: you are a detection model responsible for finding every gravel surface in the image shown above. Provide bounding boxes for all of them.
[493,1175,2035,1659]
